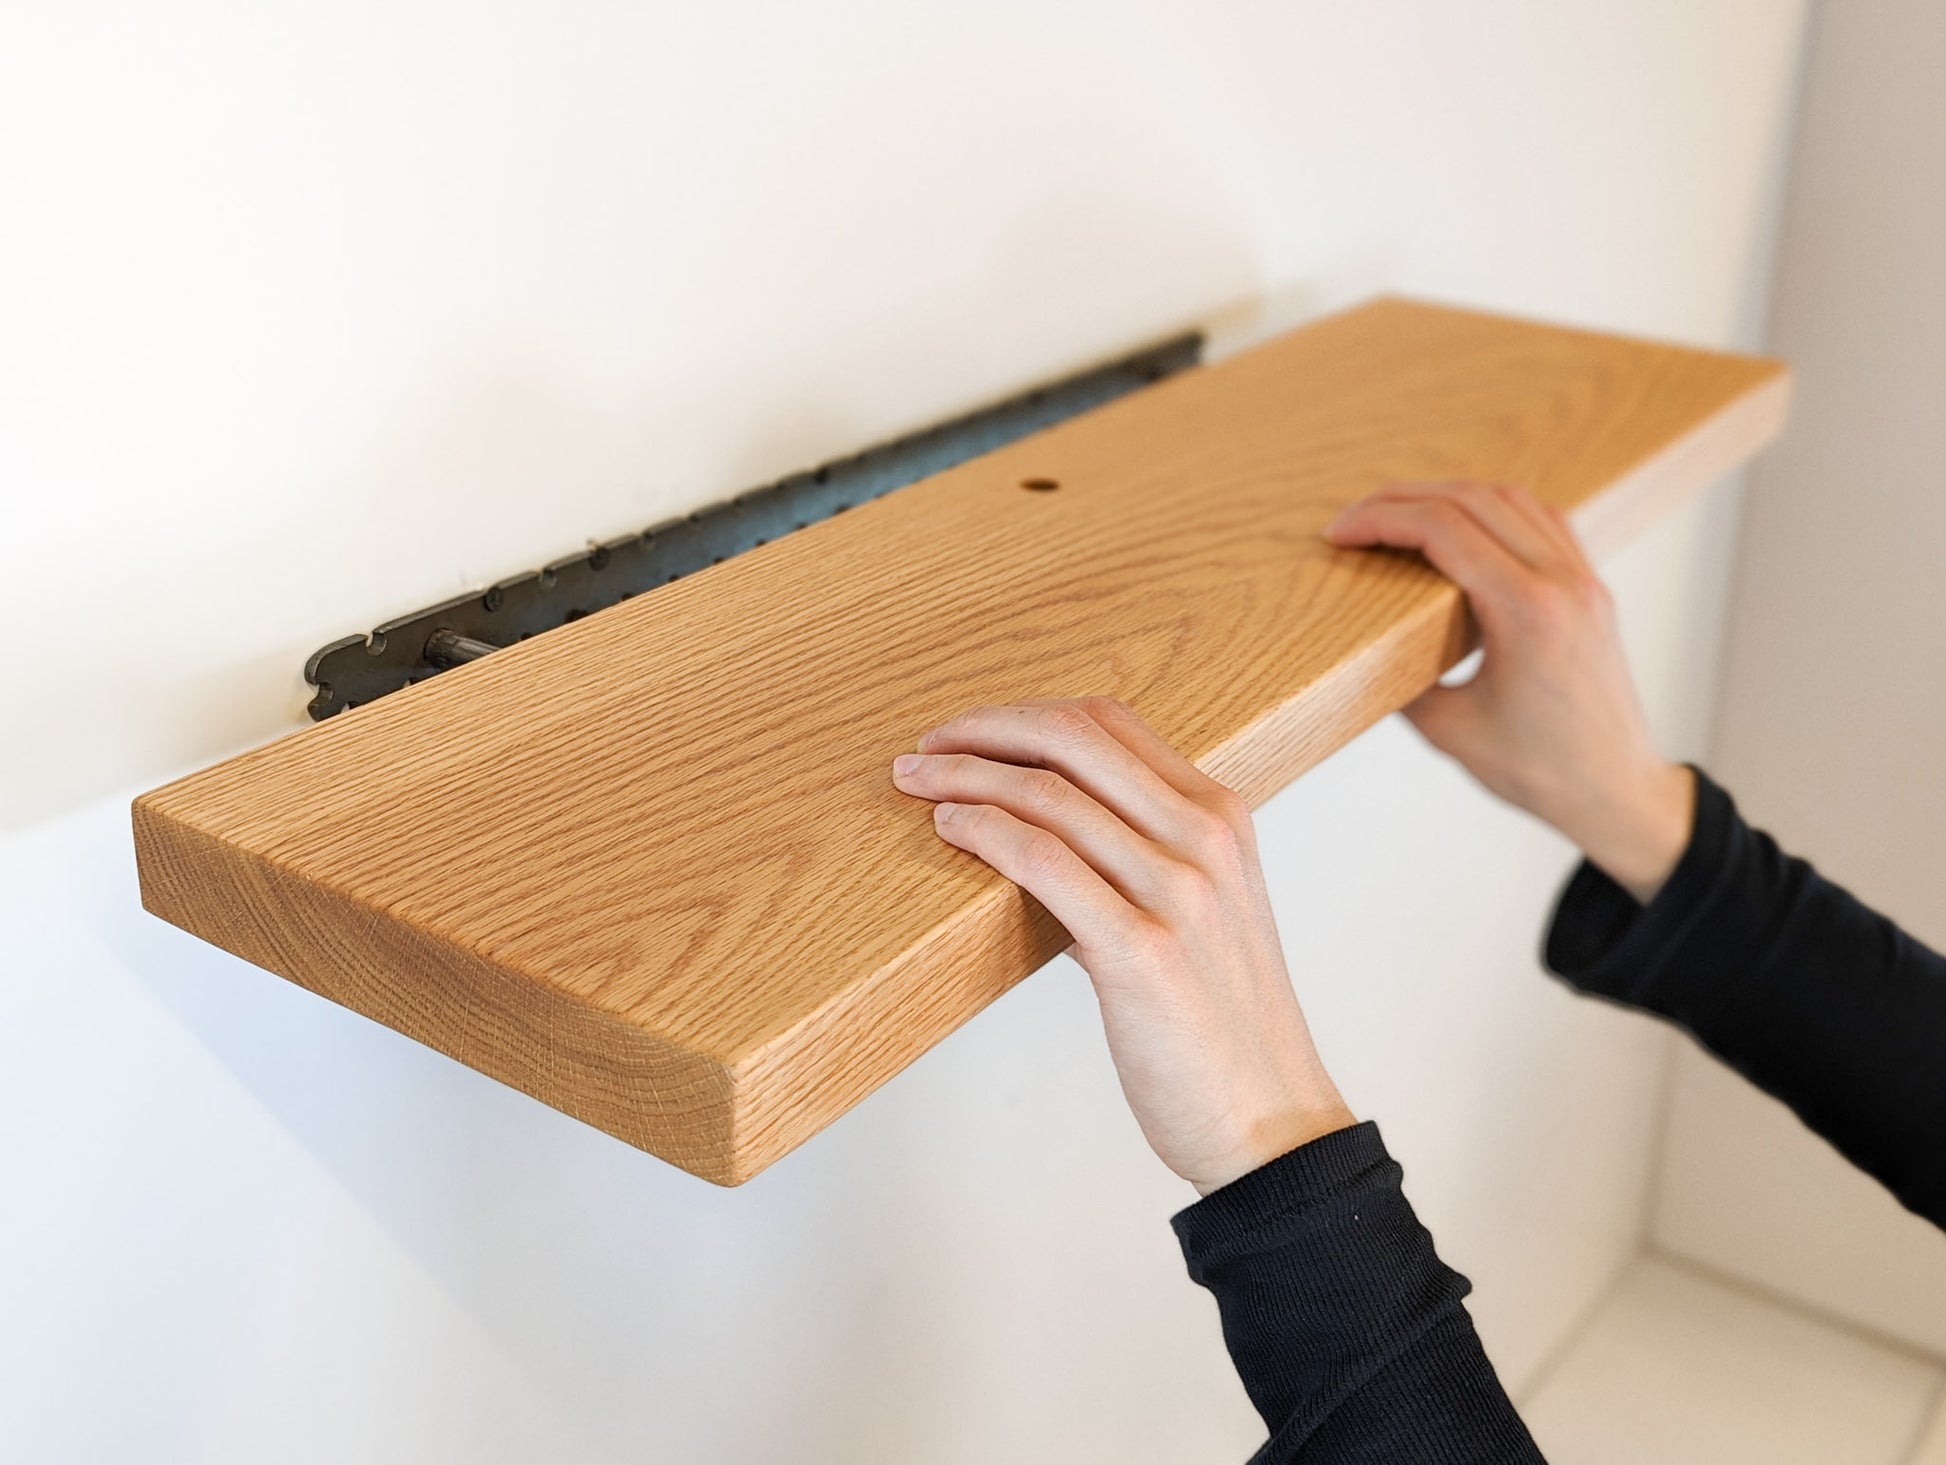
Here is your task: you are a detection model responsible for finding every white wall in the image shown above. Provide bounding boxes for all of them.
[0,4,1808,1461]
[1653,0,1946,1357]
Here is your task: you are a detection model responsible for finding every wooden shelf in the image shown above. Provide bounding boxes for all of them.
[133,298,1789,1184]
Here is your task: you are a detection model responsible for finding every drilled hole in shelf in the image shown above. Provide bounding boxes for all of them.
[1021,477,1060,492]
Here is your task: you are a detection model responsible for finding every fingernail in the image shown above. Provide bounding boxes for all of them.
[892,754,924,776]
[934,801,960,821]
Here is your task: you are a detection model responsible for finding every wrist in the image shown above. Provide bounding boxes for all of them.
[1571,760,1694,905]
[1192,1084,1358,1197]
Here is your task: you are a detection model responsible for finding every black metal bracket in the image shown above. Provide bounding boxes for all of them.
[302,332,1203,718]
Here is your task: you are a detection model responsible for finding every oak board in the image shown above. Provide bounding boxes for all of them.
[133,298,1790,1183]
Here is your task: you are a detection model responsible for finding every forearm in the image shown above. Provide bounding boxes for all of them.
[1174,1123,1545,1464]
[1546,766,1946,1227]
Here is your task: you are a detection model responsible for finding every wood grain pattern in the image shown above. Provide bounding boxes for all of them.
[133,298,1790,1183]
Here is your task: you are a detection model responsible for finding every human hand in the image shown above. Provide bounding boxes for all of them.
[891,696,1354,1195]
[1323,481,1692,903]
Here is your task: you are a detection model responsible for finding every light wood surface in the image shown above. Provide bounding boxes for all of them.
[133,298,1790,1184]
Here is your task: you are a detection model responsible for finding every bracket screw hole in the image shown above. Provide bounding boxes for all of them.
[482,587,505,613]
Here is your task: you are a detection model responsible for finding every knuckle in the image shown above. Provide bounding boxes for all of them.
[1544,570,1609,623]
[1183,805,1229,852]
[954,801,998,837]
[1160,859,1219,916]
[1020,767,1070,815]
[1015,829,1069,881]
[1037,703,1097,743]
[1207,786,1253,835]
[1187,805,1243,864]
[1515,577,1570,625]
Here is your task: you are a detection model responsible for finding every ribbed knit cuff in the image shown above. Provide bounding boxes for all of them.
[1169,1120,1389,1259]
[1167,1120,1534,1458]
[1542,763,1735,1005]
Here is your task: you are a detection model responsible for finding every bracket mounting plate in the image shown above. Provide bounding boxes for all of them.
[303,333,1204,718]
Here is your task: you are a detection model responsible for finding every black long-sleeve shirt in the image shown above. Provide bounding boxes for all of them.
[1171,766,1946,1462]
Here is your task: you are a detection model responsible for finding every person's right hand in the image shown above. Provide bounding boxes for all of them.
[1323,481,1693,904]
[891,696,1355,1196]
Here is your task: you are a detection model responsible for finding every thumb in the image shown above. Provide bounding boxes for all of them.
[1401,682,1487,763]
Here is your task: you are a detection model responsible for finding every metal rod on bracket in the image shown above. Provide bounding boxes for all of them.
[423,630,501,669]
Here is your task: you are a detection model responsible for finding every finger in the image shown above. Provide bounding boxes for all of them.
[1363,480,1566,573]
[918,702,1213,860]
[1534,493,1602,579]
[1488,486,1613,616]
[1383,480,1600,580]
[1489,483,1587,568]
[1013,695,1246,816]
[892,750,1191,911]
[1321,496,1540,629]
[928,799,1144,958]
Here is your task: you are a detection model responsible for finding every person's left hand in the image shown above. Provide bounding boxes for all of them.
[892,696,1355,1195]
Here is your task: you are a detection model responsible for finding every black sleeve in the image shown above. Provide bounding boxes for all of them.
[1171,1121,1545,1464]
[1544,764,1946,1228]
